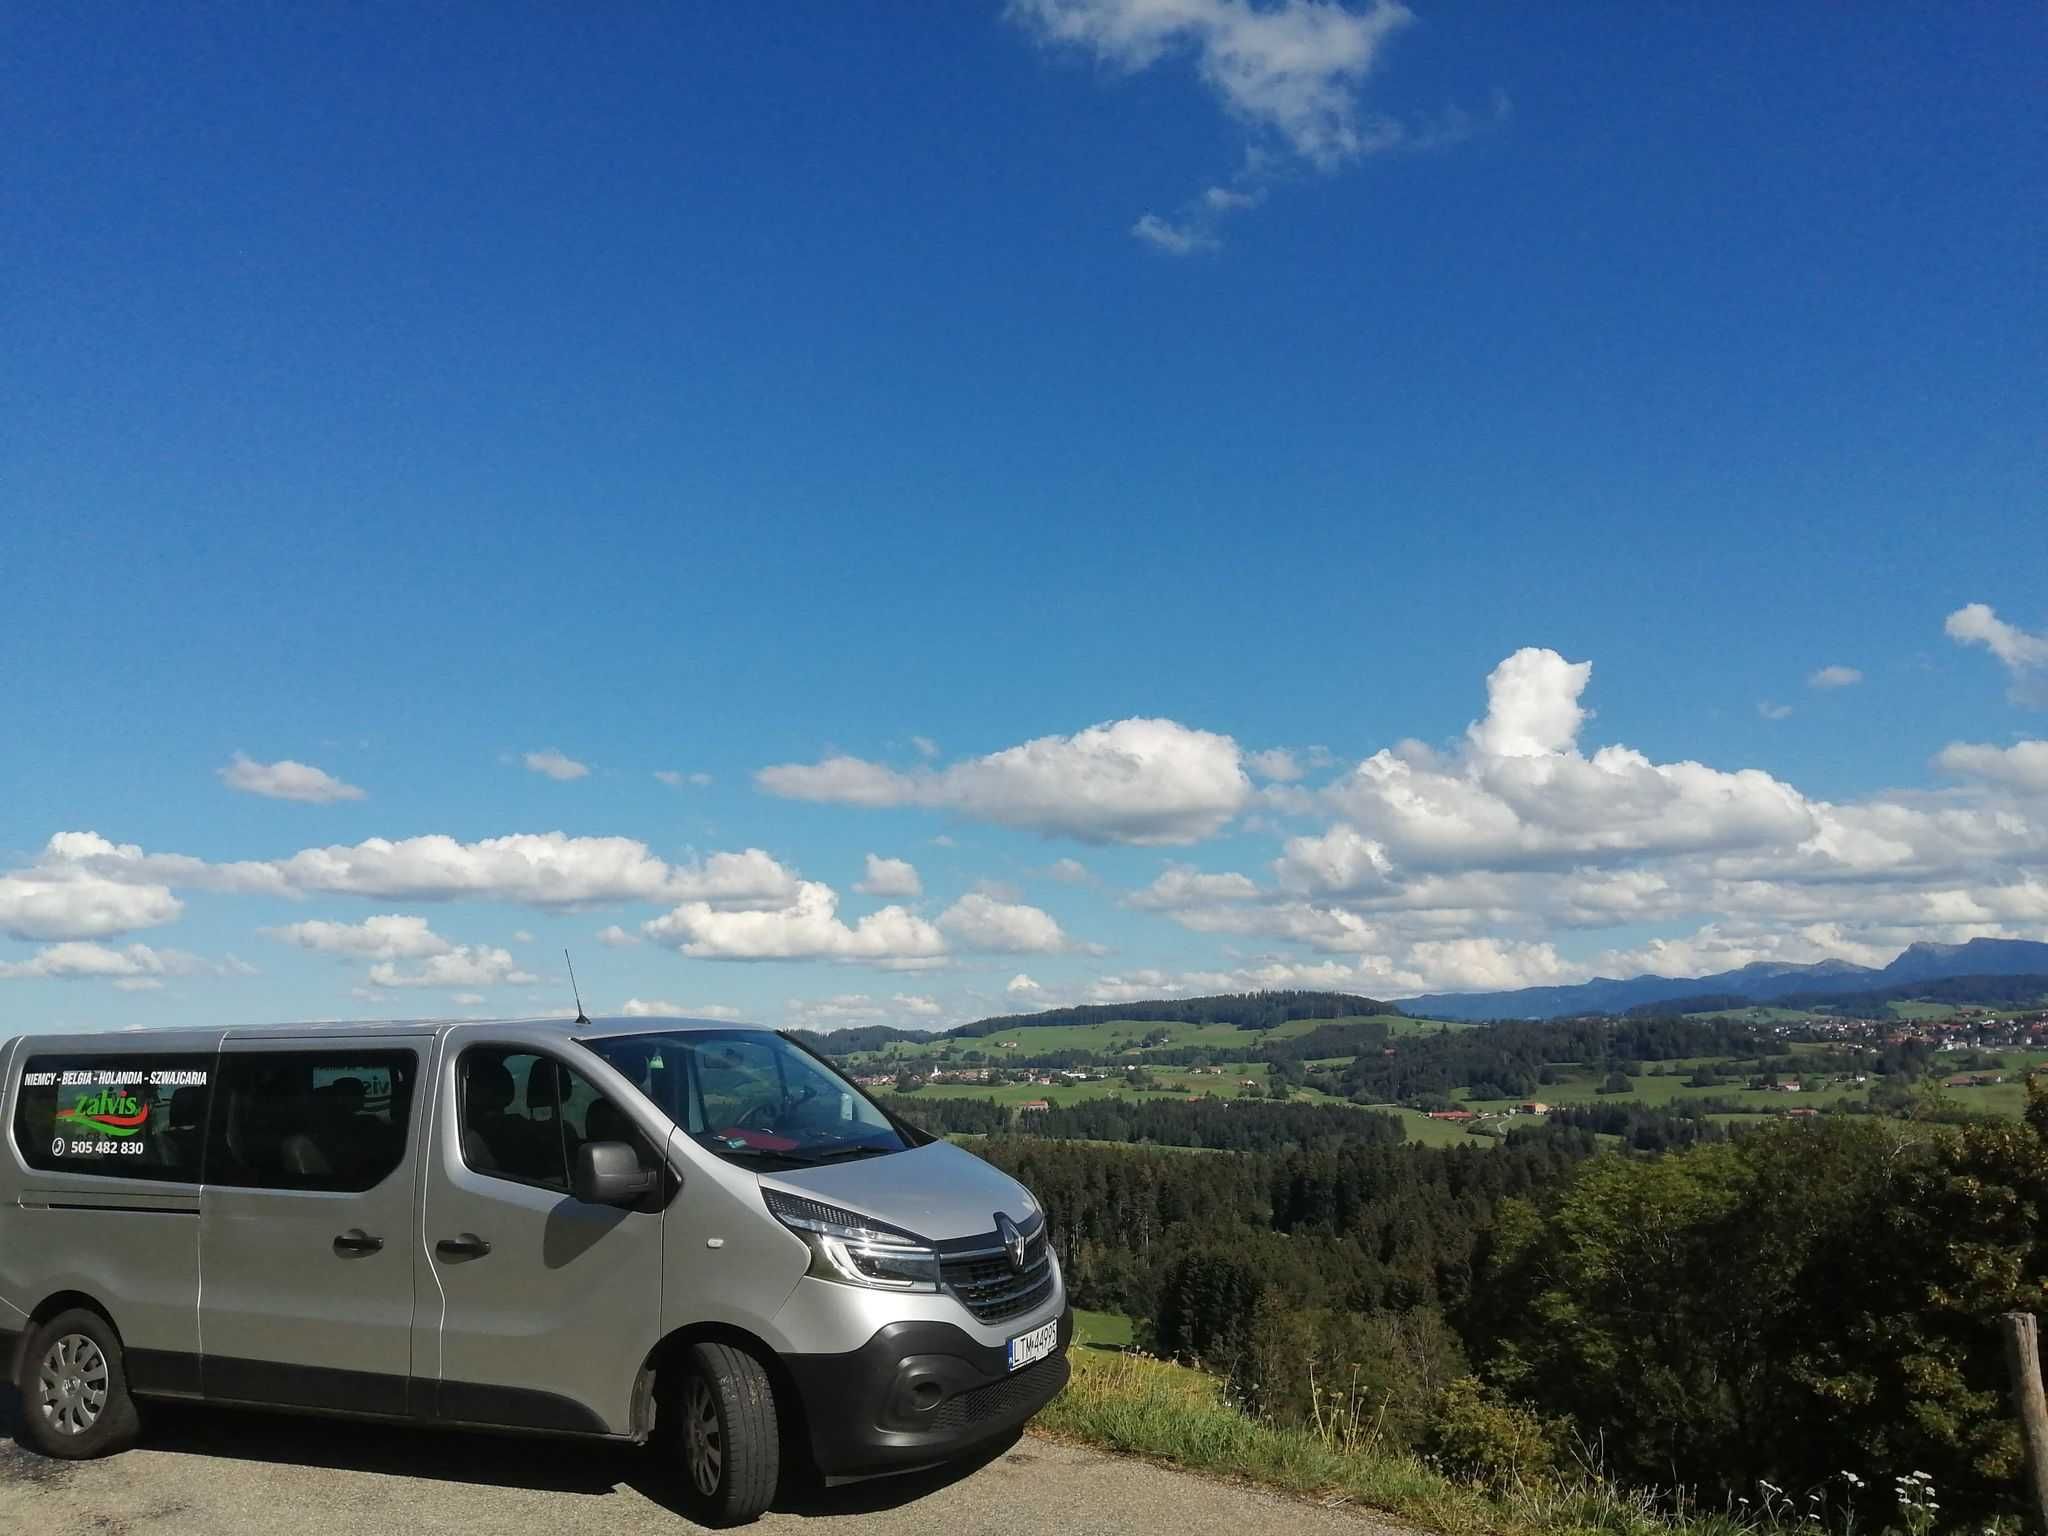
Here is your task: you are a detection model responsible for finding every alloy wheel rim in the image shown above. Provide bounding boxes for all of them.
[37,1333,109,1437]
[684,1377,723,1496]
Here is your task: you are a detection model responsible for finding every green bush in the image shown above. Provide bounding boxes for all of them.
[1424,1376,1562,1488]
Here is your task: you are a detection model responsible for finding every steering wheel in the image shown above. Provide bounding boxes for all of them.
[734,1101,780,1131]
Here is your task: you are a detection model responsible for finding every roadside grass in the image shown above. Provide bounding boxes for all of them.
[1073,1308,1134,1348]
[1039,1345,1757,1536]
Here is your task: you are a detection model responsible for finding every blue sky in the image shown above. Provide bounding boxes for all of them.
[3,1,2043,1033]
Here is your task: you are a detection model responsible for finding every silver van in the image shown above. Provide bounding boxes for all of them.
[0,1016,1070,1524]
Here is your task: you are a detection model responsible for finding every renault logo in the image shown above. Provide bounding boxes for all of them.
[996,1212,1027,1273]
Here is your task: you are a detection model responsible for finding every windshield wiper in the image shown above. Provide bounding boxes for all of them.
[701,1143,822,1167]
[806,1144,899,1163]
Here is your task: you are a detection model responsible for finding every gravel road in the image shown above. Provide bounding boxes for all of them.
[0,1387,1409,1536]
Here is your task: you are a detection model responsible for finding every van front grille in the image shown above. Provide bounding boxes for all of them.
[929,1354,1070,1433]
[940,1227,1054,1325]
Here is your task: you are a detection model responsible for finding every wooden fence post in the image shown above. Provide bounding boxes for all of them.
[2001,1312,2048,1535]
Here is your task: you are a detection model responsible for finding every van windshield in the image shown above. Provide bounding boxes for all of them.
[577,1029,909,1168]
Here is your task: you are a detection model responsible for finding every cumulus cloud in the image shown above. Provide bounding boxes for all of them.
[894,993,944,1017]
[0,861,184,942]
[1127,864,1262,909]
[854,854,923,898]
[35,830,769,910]
[620,997,745,1020]
[1247,748,1304,782]
[654,770,713,788]
[1007,973,1045,996]
[1040,857,1094,884]
[368,947,537,989]
[1272,825,1392,895]
[264,914,453,960]
[1758,701,1794,721]
[595,924,640,948]
[1948,603,2048,706]
[524,749,590,782]
[938,893,1073,953]
[220,753,366,804]
[1936,740,2048,794]
[0,941,233,985]
[758,717,1251,845]
[912,736,941,759]
[1326,649,1818,868]
[644,882,946,967]
[1808,665,1863,689]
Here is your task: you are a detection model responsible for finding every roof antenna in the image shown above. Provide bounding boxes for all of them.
[564,948,590,1027]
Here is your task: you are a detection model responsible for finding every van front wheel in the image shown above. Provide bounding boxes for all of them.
[17,1308,141,1460]
[667,1341,780,1526]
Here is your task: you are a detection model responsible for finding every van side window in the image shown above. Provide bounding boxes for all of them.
[15,1054,214,1182]
[458,1048,657,1193]
[205,1051,416,1193]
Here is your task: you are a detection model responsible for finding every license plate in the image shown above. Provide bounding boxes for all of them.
[1006,1318,1058,1372]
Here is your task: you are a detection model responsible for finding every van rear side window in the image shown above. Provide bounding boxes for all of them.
[15,1055,213,1181]
[205,1051,417,1192]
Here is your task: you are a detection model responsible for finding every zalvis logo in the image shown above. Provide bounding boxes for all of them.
[57,1089,150,1138]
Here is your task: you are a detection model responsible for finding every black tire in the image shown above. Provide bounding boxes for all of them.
[15,1308,140,1460]
[666,1340,780,1527]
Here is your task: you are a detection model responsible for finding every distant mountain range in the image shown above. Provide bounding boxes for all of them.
[1398,937,2048,1021]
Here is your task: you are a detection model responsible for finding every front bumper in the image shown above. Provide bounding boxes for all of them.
[784,1306,1073,1477]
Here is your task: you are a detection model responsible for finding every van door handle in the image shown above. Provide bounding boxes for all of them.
[333,1229,384,1256]
[436,1233,492,1260]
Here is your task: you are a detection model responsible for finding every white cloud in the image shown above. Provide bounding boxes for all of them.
[1272,825,1392,895]
[938,893,1072,953]
[644,882,947,967]
[854,854,923,898]
[1808,666,1863,689]
[655,770,713,788]
[595,924,640,948]
[1131,213,1215,255]
[0,942,167,982]
[449,992,486,1007]
[513,930,534,943]
[1948,603,2048,706]
[1247,748,1304,782]
[1936,740,2048,794]
[368,947,537,989]
[524,749,590,782]
[1758,701,1794,721]
[620,997,745,1020]
[0,941,232,985]
[0,864,183,942]
[912,736,941,759]
[1127,864,1261,909]
[1467,648,1591,758]
[666,849,803,908]
[1326,650,1818,868]
[894,993,944,1017]
[1007,973,1045,995]
[220,753,366,804]
[754,755,912,807]
[1011,0,1415,169]
[264,914,453,960]
[758,717,1251,845]
[1041,857,1093,884]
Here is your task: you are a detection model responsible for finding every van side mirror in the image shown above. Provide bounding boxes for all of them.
[573,1141,657,1207]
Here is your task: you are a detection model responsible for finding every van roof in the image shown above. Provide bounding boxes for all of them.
[10,1015,772,1048]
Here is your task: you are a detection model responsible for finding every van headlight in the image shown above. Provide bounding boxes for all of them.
[763,1189,941,1292]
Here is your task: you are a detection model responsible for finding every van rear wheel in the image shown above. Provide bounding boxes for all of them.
[666,1341,780,1526]
[17,1308,140,1460]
